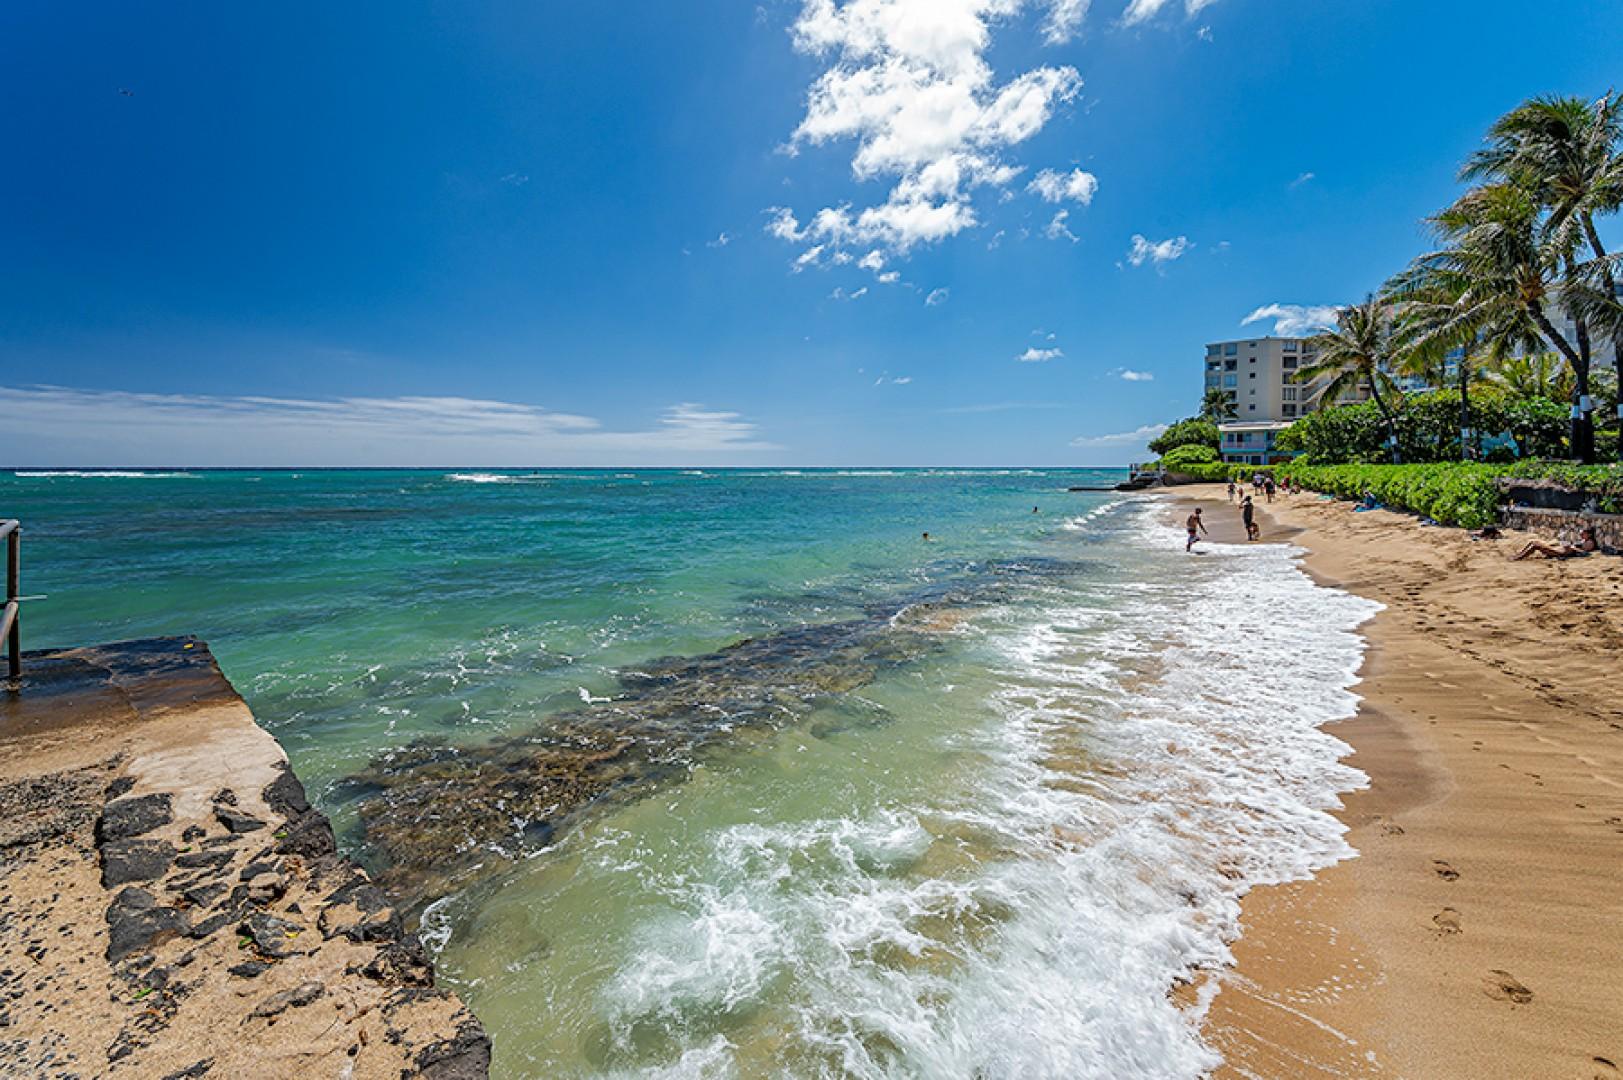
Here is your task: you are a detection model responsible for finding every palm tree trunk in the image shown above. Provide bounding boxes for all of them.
[1572,309,1596,465]
[1458,347,1472,461]
[1585,213,1622,460]
[1367,376,1401,464]
[1527,301,1591,462]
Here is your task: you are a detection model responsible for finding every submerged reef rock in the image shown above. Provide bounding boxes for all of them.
[347,558,1085,909]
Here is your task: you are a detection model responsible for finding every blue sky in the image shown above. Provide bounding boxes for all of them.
[2,0,1618,467]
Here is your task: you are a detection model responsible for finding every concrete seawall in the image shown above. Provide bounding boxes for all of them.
[0,637,490,1079]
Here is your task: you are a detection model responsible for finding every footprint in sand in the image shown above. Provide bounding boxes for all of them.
[1432,908,1462,935]
[1432,860,1460,881]
[1482,969,1534,1005]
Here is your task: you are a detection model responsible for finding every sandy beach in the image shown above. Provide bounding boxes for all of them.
[1173,486,1623,1079]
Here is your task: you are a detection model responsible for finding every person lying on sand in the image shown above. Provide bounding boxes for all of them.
[1186,508,1208,552]
[1510,526,1597,561]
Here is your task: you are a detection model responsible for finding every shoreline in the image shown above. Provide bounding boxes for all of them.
[1171,484,1623,1078]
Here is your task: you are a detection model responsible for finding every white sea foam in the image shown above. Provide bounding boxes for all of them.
[445,472,550,484]
[12,470,196,478]
[589,502,1379,1078]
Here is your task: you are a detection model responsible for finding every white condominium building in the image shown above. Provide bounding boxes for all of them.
[1203,336,1353,465]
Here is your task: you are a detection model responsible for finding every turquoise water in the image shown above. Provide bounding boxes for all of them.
[3,468,1379,1078]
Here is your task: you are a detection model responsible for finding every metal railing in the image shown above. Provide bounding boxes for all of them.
[2,520,19,682]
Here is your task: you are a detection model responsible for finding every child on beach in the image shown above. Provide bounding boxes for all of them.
[1186,508,1208,552]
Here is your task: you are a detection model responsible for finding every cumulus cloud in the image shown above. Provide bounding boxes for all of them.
[768,0,1085,260]
[1042,0,1093,42]
[1242,303,1340,337]
[1126,234,1189,267]
[1044,209,1079,242]
[1069,422,1168,446]
[1113,368,1154,381]
[1018,347,1063,362]
[925,287,950,306]
[1027,167,1099,205]
[0,386,779,467]
[1121,0,1212,25]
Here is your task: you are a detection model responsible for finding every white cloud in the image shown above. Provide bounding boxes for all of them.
[874,374,913,385]
[498,172,529,186]
[1027,167,1099,205]
[1288,171,1315,190]
[1042,0,1093,43]
[1018,346,1063,362]
[877,270,901,283]
[1196,24,1212,40]
[707,232,733,247]
[830,285,870,300]
[1241,303,1340,337]
[794,243,828,271]
[770,0,1085,260]
[1113,368,1154,381]
[925,287,950,306]
[1044,209,1079,242]
[1069,422,1168,446]
[1121,0,1214,25]
[1126,233,1188,267]
[858,248,886,271]
[0,386,779,467]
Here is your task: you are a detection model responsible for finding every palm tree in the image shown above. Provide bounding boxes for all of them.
[1386,249,1538,460]
[1489,351,1574,403]
[1462,93,1623,458]
[1297,297,1408,463]
[1199,387,1236,421]
[1422,181,1617,461]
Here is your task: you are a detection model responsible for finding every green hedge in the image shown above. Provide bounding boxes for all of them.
[1275,462,1502,528]
[1500,461,1623,512]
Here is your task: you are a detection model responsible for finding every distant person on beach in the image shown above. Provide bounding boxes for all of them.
[1226,480,1236,503]
[1264,477,1276,503]
[1241,496,1259,541]
[1185,508,1208,552]
[1510,526,1597,561]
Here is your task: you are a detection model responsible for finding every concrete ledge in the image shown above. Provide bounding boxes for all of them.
[0,637,489,1080]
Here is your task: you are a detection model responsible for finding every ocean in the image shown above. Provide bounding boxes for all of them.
[4,468,1379,1078]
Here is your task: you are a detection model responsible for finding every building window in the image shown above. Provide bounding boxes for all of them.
[1223,375,1237,388]
[1224,343,1238,356]
[1224,359,1237,371]
[1207,344,1222,356]
[1283,341,1298,352]
[1249,372,1256,378]
[1282,386,1297,402]
[1248,404,1256,411]
[1282,357,1297,369]
[1282,404,1297,417]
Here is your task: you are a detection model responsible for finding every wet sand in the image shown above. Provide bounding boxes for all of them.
[1174,486,1623,1079]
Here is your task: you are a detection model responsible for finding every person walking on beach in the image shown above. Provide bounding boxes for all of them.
[1226,479,1236,504]
[1264,476,1276,503]
[1186,508,1208,552]
[1241,496,1259,541]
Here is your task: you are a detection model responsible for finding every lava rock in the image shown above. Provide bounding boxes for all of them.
[213,806,265,834]
[174,849,234,871]
[238,913,306,958]
[101,838,176,887]
[227,961,270,979]
[415,1019,492,1080]
[105,887,188,963]
[273,810,336,859]
[160,1059,214,1079]
[246,873,287,905]
[262,766,311,818]
[97,794,173,843]
[248,980,325,1020]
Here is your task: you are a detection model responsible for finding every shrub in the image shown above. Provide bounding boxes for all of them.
[1281,390,1569,464]
[1161,444,1219,470]
[1148,418,1220,457]
[1276,462,1503,528]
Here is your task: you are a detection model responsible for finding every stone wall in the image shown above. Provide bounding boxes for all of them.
[1500,506,1623,555]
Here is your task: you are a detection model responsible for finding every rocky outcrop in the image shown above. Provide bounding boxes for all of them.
[0,638,489,1080]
